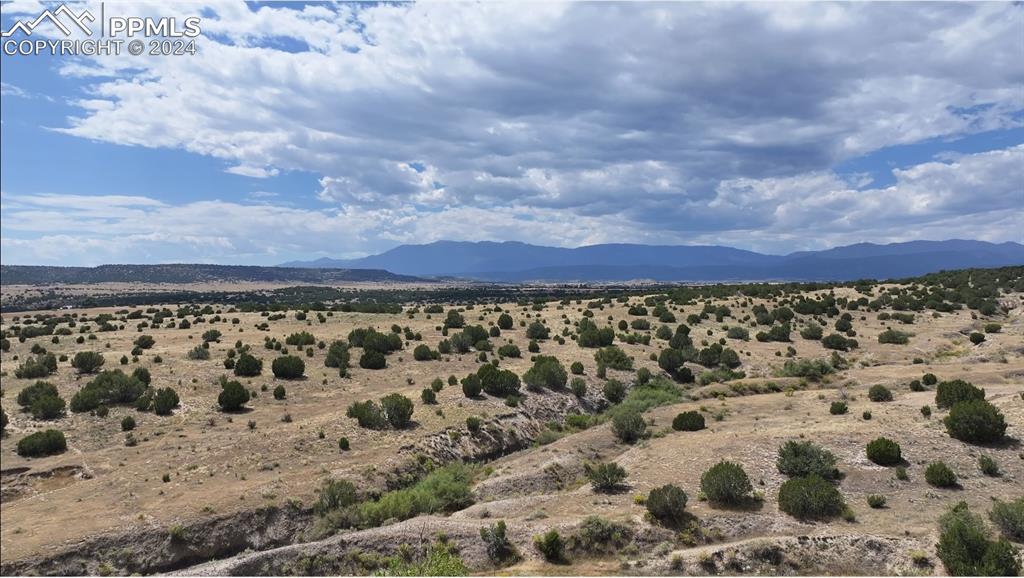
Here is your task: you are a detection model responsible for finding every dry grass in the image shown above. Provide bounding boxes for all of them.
[1,284,1021,571]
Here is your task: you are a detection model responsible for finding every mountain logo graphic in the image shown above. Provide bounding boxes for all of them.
[2,4,95,37]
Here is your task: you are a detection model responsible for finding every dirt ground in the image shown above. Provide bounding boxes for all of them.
[0,284,1021,574]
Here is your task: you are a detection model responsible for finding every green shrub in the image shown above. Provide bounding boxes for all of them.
[829,401,848,415]
[324,340,351,369]
[381,394,414,428]
[937,502,1021,576]
[17,429,67,457]
[314,479,358,516]
[868,384,893,402]
[525,321,549,340]
[776,440,839,480]
[944,400,1007,443]
[565,413,595,430]
[978,455,1000,477]
[922,373,938,386]
[17,381,60,409]
[72,351,105,373]
[672,411,705,432]
[353,463,473,528]
[284,331,315,346]
[347,400,386,429]
[877,329,911,344]
[822,333,856,351]
[611,410,646,443]
[15,355,57,378]
[420,388,436,404]
[338,437,350,451]
[569,516,634,555]
[121,416,136,431]
[778,474,845,520]
[925,462,958,488]
[273,385,286,400]
[461,374,482,398]
[570,361,584,375]
[570,378,586,398]
[989,498,1024,542]
[132,367,151,385]
[727,326,750,341]
[700,461,752,506]
[233,353,263,377]
[866,437,902,466]
[646,484,688,526]
[480,520,518,565]
[272,355,305,379]
[969,332,985,345]
[135,389,154,412]
[935,380,985,409]
[534,530,565,563]
[585,462,628,492]
[800,323,823,340]
[218,378,249,412]
[152,387,179,416]
[522,356,568,390]
[497,313,514,330]
[70,370,147,412]
[413,344,434,361]
[497,344,521,358]
[779,358,834,381]
[477,364,520,397]
[867,494,887,509]
[359,350,387,370]
[657,348,686,377]
[603,380,626,404]
[30,395,65,420]
[594,346,632,370]
[604,378,681,424]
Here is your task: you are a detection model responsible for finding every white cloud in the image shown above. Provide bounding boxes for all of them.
[1,145,1020,266]
[225,164,280,178]
[0,81,54,101]
[49,3,1022,202]
[3,1,1022,264]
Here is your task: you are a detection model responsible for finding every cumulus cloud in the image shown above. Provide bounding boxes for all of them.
[2,1,1022,264]
[2,145,1021,265]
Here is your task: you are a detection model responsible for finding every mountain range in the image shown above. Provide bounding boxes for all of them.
[280,239,1024,282]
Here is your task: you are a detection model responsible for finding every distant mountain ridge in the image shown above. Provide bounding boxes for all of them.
[280,239,1024,282]
[0,264,427,286]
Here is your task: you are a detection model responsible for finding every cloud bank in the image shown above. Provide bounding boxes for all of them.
[1,1,1022,264]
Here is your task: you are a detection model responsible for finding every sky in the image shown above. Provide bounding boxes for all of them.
[1,0,1022,266]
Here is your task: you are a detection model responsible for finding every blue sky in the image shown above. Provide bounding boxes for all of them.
[1,1,1022,266]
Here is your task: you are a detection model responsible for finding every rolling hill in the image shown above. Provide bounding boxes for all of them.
[0,264,427,286]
